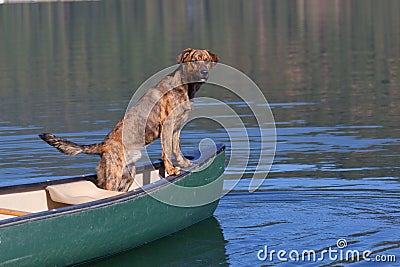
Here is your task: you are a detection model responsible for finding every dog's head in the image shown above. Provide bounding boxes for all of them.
[176,48,219,83]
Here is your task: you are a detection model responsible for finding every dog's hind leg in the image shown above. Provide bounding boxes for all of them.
[120,165,135,192]
[96,148,128,192]
[96,153,119,191]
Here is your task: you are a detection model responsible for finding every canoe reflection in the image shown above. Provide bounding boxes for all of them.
[87,217,228,266]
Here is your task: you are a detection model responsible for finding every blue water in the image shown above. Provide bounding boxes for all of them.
[1,1,399,266]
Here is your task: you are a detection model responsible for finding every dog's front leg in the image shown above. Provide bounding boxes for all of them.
[161,122,180,176]
[172,130,191,168]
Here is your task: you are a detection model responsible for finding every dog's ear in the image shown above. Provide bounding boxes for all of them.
[206,50,219,63]
[177,48,194,63]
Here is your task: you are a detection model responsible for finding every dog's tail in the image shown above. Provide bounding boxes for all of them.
[39,133,101,156]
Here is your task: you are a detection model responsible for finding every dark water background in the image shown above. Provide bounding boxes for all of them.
[0,1,399,266]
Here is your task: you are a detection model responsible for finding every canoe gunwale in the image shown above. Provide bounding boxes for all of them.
[0,144,225,228]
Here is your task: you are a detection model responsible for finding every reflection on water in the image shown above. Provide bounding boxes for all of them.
[0,0,399,265]
[85,217,228,267]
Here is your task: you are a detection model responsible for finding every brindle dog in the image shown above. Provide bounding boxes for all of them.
[39,48,219,192]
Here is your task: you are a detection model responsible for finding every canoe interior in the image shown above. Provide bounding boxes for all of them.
[0,161,173,221]
[0,143,224,222]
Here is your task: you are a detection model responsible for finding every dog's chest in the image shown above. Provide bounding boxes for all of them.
[171,99,193,126]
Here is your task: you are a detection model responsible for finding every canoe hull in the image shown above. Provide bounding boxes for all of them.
[0,146,225,266]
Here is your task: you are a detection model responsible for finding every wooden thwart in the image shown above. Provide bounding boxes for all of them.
[0,208,31,217]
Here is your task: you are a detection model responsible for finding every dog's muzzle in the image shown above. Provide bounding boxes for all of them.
[199,67,209,82]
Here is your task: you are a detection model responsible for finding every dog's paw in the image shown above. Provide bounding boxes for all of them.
[177,158,192,168]
[166,166,181,176]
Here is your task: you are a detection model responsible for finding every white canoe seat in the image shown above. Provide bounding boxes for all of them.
[46,181,122,205]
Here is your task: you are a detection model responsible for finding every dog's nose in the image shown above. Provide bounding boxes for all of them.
[200,68,208,76]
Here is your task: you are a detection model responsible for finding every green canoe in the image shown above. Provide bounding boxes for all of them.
[0,144,225,266]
